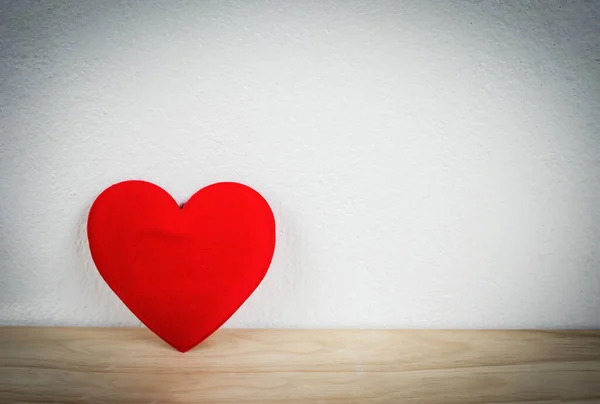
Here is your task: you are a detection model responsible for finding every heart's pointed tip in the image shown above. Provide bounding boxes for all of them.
[170,345,190,353]
[170,342,199,353]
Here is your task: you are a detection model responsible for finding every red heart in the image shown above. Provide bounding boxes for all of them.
[87,180,276,352]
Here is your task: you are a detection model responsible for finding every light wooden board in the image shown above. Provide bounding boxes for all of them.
[0,328,599,403]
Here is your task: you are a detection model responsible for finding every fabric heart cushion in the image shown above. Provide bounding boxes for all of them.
[87,180,276,352]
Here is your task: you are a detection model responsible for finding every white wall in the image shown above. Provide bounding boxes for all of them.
[1,0,599,328]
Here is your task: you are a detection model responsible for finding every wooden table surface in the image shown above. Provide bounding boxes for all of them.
[0,327,599,403]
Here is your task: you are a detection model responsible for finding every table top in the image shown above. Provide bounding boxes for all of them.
[1,327,599,403]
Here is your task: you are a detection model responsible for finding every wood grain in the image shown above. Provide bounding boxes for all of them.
[0,328,599,403]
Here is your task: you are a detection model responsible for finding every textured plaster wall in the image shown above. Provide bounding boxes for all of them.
[1,0,599,328]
